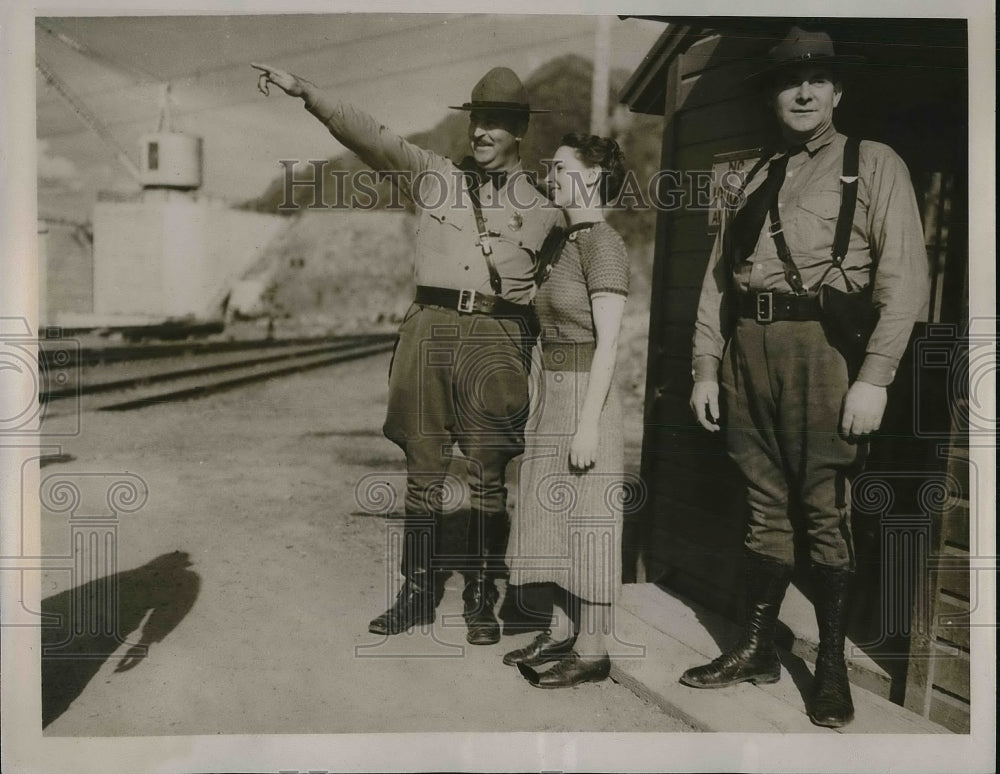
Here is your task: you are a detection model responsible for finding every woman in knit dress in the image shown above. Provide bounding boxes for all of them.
[504,133,629,688]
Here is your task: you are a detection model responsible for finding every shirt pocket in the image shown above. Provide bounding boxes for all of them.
[793,189,841,254]
[796,189,840,220]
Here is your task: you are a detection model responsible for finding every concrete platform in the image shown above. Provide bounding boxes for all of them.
[611,583,949,734]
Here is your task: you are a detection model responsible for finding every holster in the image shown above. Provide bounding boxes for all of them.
[817,283,878,376]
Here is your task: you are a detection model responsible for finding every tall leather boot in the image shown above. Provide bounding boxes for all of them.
[484,510,511,584]
[368,515,436,636]
[809,564,855,727]
[680,552,793,688]
[462,509,500,645]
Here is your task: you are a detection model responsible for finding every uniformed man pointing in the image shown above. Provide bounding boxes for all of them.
[252,62,560,645]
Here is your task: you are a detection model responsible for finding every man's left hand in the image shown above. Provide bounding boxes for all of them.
[840,381,888,439]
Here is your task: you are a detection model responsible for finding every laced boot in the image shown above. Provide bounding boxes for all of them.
[680,553,793,688]
[368,515,436,636]
[809,564,855,728]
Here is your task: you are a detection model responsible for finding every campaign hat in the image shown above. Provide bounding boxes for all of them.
[746,26,865,88]
[449,67,548,113]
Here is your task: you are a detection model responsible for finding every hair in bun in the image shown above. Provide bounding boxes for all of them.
[560,132,627,204]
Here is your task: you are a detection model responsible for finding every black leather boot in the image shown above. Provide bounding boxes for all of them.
[462,571,500,645]
[462,509,500,645]
[484,510,511,583]
[368,515,436,636]
[680,553,793,688]
[809,564,855,728]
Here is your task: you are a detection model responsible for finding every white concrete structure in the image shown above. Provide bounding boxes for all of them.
[90,190,286,321]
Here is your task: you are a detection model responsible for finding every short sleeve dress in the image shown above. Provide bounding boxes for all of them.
[507,221,630,604]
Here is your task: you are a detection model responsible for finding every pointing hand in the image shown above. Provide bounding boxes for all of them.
[251,62,305,97]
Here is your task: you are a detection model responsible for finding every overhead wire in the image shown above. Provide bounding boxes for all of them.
[36,15,476,105]
[39,25,600,140]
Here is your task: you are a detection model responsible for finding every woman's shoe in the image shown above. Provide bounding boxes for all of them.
[518,652,611,688]
[502,631,577,667]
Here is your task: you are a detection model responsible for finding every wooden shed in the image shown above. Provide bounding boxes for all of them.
[620,17,971,732]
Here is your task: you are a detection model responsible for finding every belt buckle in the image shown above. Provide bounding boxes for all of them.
[756,291,774,323]
[457,288,476,314]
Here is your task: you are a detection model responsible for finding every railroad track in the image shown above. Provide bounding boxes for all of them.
[38,333,396,416]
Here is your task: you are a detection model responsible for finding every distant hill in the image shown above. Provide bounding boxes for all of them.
[241,54,663,249]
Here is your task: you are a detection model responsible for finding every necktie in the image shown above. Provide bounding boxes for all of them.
[457,157,507,192]
[485,170,508,191]
[727,152,790,265]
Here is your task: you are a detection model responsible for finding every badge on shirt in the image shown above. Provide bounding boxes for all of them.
[507,212,523,232]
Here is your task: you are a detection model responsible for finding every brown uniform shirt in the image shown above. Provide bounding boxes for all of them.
[302,88,559,304]
[693,125,929,386]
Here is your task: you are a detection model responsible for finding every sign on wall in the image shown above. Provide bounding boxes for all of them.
[708,147,764,234]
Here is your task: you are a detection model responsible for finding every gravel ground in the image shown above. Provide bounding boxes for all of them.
[37,351,694,737]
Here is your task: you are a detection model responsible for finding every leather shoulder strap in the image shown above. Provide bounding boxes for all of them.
[533,225,568,285]
[458,157,503,295]
[832,136,862,267]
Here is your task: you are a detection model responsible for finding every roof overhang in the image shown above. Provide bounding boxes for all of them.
[618,16,796,115]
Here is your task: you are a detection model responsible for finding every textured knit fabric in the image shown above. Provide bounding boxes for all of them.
[533,222,629,371]
[508,369,625,602]
[693,125,929,386]
[508,223,630,603]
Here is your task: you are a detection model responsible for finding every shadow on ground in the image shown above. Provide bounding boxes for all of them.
[41,550,200,729]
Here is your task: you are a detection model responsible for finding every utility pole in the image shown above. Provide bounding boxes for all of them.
[590,16,612,137]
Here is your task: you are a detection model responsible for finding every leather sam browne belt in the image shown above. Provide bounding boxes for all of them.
[414,285,533,319]
[738,291,822,323]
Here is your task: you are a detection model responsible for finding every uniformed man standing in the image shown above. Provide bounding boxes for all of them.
[252,63,560,645]
[681,27,929,727]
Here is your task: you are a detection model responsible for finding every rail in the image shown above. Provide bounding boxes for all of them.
[39,333,397,416]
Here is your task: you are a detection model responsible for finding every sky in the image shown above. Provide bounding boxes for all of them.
[35,14,668,223]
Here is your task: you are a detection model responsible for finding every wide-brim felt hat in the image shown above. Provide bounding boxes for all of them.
[449,66,549,113]
[745,26,866,88]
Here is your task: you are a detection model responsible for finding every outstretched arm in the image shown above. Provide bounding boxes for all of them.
[252,62,307,97]
[251,62,434,178]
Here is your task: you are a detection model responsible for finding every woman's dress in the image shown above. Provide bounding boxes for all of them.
[507,222,630,604]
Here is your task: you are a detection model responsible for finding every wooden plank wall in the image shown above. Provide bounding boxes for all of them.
[641,28,775,616]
